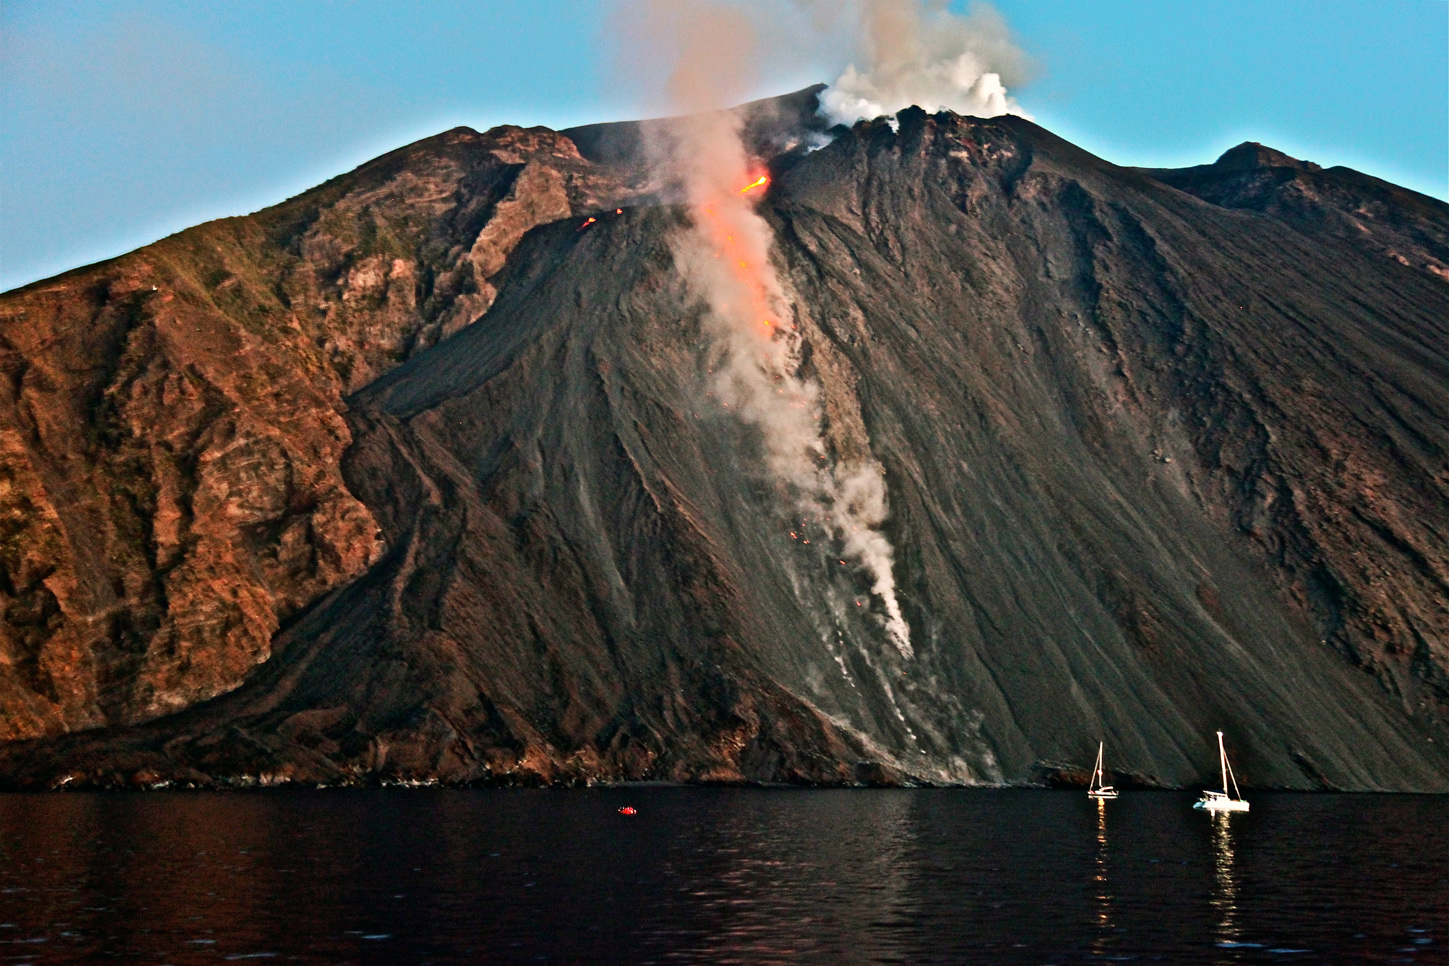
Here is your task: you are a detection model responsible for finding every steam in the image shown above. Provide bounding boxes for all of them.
[820,1,1031,125]
[638,0,913,656]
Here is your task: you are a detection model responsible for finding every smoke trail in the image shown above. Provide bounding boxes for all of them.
[819,0,1032,125]
[637,0,913,656]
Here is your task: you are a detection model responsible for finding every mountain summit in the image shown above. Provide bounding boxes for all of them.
[2,89,1447,790]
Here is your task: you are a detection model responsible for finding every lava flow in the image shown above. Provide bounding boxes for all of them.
[664,108,912,659]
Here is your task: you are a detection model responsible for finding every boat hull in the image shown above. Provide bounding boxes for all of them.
[1194,798,1249,812]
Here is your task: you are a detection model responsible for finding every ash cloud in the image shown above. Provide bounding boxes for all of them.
[818,0,1032,125]
[622,0,913,656]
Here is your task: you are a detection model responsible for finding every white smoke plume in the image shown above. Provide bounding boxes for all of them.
[819,1,1032,125]
[630,0,913,656]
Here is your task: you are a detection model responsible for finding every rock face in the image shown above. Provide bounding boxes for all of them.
[2,92,1447,790]
[0,125,634,740]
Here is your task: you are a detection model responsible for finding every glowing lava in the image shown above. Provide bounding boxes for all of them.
[665,107,912,658]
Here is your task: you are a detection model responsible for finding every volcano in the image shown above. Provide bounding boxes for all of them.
[2,88,1447,790]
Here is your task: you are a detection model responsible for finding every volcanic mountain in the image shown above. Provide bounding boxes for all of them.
[2,88,1447,790]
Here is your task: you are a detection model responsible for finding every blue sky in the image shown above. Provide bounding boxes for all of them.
[2,0,1445,292]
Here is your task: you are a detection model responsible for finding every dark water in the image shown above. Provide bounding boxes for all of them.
[0,790,1444,965]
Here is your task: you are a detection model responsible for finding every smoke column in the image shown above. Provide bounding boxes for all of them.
[819,0,1032,125]
[638,0,913,656]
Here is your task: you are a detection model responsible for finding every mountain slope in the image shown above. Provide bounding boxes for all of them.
[2,97,1447,790]
[1136,142,1449,283]
[0,124,636,739]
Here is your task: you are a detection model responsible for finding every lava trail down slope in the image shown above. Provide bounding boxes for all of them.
[2,92,1447,790]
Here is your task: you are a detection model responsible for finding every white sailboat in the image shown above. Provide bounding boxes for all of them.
[1087,741,1118,799]
[1194,730,1249,812]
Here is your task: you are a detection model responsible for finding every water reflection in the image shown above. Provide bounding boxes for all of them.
[1209,811,1240,947]
[672,789,919,965]
[1091,797,1116,955]
[2,791,1446,964]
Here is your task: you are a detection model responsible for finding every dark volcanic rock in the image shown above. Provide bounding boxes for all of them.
[2,95,1447,791]
[1137,142,1449,282]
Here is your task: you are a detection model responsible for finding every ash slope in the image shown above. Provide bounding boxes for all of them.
[3,105,1448,790]
[1136,142,1449,284]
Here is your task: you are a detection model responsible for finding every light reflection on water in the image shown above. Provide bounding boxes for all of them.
[1092,796,1116,958]
[1211,811,1241,952]
[0,789,1444,965]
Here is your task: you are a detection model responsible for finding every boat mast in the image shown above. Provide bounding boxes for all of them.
[1217,730,1228,796]
[1094,741,1104,789]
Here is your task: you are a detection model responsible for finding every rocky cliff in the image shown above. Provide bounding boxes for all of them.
[2,91,1447,790]
[0,124,636,739]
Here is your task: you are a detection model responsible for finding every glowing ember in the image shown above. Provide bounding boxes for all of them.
[577,217,597,231]
[738,175,769,194]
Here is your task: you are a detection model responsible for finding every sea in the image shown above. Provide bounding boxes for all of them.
[0,788,1443,965]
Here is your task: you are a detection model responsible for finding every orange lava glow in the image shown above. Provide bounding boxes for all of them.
[738,175,769,194]
[577,217,597,231]
[698,195,780,336]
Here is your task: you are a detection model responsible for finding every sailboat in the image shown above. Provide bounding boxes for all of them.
[1194,730,1249,812]
[1087,741,1118,799]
